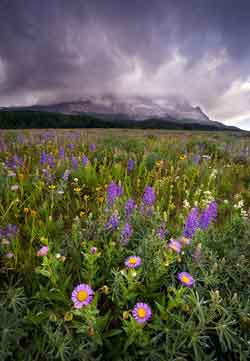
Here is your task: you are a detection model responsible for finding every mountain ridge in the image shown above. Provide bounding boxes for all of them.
[0,95,243,131]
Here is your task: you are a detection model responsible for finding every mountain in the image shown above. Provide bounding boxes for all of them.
[10,95,212,122]
[0,94,242,130]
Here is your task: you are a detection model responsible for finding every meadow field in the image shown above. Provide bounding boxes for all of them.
[0,129,250,361]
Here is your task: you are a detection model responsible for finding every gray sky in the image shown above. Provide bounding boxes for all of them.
[0,0,250,129]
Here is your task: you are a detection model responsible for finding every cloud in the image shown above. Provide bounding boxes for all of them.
[0,0,250,128]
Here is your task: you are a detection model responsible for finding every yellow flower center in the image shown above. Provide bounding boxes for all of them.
[129,257,137,265]
[77,290,88,302]
[137,308,146,318]
[181,275,190,284]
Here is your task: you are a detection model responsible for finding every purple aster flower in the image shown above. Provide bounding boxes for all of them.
[120,223,133,245]
[105,213,120,231]
[37,245,49,257]
[71,283,94,309]
[127,159,135,172]
[177,272,195,287]
[71,156,78,169]
[125,255,142,268]
[125,198,136,218]
[142,186,156,206]
[199,201,218,231]
[168,239,182,253]
[183,208,199,238]
[132,303,152,324]
[5,224,18,238]
[62,169,71,181]
[107,182,123,207]
[82,155,89,167]
[68,143,74,150]
[89,143,96,152]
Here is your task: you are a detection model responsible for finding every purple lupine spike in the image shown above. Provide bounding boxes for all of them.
[107,182,123,207]
[183,208,199,238]
[59,147,65,159]
[68,143,74,150]
[142,186,156,206]
[125,198,136,218]
[40,151,47,165]
[82,155,89,167]
[47,154,55,168]
[71,156,78,169]
[89,143,96,152]
[199,201,218,230]
[120,223,133,245]
[5,224,18,238]
[127,159,135,172]
[105,213,120,231]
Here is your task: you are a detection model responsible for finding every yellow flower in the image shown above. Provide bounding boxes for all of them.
[74,187,81,193]
[24,207,29,214]
[98,196,104,203]
[83,195,89,201]
[30,210,37,217]
[179,155,187,160]
[95,186,102,192]
[48,185,56,190]
[80,211,85,218]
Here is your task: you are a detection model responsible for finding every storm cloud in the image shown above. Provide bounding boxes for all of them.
[0,0,250,128]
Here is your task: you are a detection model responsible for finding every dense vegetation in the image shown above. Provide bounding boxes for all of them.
[0,129,250,361]
[0,109,241,131]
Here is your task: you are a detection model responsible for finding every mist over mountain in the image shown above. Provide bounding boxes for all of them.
[3,94,212,122]
[0,94,242,131]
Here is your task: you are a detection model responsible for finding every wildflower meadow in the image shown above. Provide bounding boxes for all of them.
[0,129,250,361]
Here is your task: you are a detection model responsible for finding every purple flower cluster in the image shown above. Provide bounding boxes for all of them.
[89,143,96,152]
[142,186,156,207]
[40,152,55,168]
[120,223,133,245]
[183,208,199,238]
[127,159,135,172]
[0,224,18,239]
[71,156,78,169]
[40,151,47,165]
[6,155,23,170]
[82,155,89,167]
[107,182,123,207]
[59,146,65,159]
[105,213,120,231]
[199,201,217,230]
[125,198,136,218]
[157,223,169,239]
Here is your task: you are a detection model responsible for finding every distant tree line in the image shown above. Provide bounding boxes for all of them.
[0,109,240,131]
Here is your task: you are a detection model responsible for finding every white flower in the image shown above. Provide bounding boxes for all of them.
[11,184,19,191]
